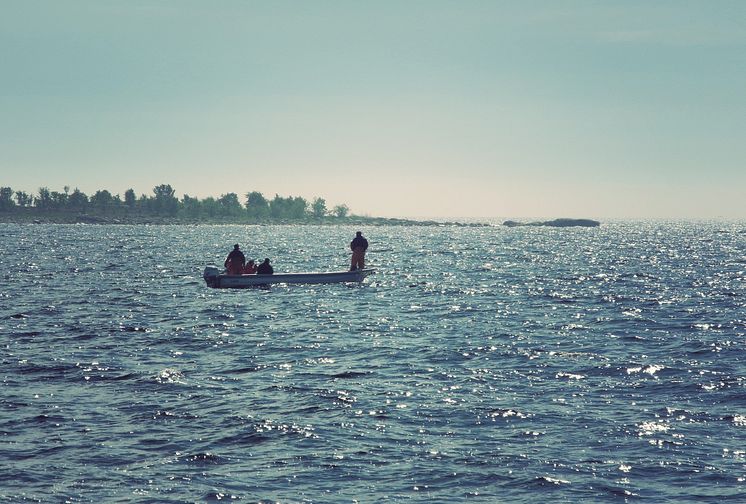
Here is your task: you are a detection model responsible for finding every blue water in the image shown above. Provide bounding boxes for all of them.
[1,222,745,502]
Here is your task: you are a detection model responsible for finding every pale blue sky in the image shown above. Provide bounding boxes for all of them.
[1,1,744,218]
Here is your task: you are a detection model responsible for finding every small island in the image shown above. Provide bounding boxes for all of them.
[503,218,600,228]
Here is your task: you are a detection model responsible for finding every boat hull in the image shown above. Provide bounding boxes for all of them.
[203,267,374,288]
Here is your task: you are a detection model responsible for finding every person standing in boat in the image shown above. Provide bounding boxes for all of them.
[224,244,246,275]
[350,231,368,271]
[257,258,274,274]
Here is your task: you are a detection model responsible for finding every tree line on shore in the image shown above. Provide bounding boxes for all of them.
[0,184,352,221]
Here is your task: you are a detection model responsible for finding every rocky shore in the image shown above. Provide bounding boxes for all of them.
[0,210,489,227]
[503,218,600,228]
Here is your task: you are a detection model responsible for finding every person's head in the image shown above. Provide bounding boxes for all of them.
[233,244,240,250]
[263,258,270,264]
[248,259,254,265]
[355,231,362,237]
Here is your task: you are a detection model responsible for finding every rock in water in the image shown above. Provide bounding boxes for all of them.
[502,218,600,228]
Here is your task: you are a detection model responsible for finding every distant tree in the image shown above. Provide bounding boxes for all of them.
[124,189,136,210]
[268,194,309,219]
[152,184,178,215]
[311,197,327,218]
[0,187,15,211]
[269,194,286,219]
[289,196,308,219]
[68,188,88,211]
[333,204,350,218]
[35,187,52,209]
[50,191,68,209]
[15,191,32,208]
[218,192,243,216]
[245,191,269,219]
[181,194,202,218]
[137,193,151,213]
[90,189,114,213]
[269,194,291,219]
[153,184,175,199]
[202,196,220,217]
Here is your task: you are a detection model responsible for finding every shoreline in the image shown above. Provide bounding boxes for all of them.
[0,211,490,227]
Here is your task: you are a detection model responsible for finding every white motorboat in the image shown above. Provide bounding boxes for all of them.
[203,266,374,288]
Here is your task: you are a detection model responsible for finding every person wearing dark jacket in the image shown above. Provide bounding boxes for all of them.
[257,258,274,274]
[350,231,368,271]
[224,244,246,275]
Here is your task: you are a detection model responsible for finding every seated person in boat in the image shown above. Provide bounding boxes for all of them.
[224,244,246,275]
[243,259,258,274]
[257,258,274,274]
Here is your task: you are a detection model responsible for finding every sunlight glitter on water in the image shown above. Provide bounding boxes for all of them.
[1,221,746,502]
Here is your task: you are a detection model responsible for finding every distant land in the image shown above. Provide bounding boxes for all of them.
[503,218,601,228]
[0,183,486,227]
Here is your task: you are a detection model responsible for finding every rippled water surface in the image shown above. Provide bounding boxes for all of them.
[1,222,745,502]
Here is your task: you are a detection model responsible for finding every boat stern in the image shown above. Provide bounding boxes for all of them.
[203,266,221,288]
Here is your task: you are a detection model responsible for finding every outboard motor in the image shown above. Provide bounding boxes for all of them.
[203,266,220,288]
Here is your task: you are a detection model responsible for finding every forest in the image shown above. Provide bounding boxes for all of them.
[0,184,355,223]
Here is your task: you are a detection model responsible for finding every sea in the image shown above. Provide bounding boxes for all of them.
[1,221,745,503]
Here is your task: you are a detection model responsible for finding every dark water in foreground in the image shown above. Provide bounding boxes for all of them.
[1,222,745,503]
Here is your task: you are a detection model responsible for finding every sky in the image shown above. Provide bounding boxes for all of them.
[1,0,744,219]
